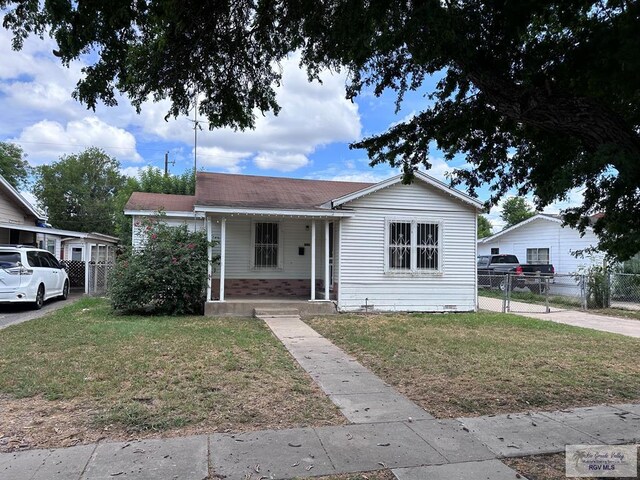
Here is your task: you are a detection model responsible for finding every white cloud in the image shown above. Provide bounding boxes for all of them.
[120,166,145,178]
[254,152,309,172]
[10,116,142,164]
[1,32,361,174]
[195,146,251,173]
[132,52,361,173]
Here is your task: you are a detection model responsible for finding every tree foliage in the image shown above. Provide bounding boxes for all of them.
[501,197,535,229]
[4,1,640,258]
[0,142,30,189]
[110,217,216,315]
[32,148,125,234]
[114,167,196,244]
[477,215,492,239]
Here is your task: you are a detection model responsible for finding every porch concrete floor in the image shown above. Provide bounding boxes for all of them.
[204,297,337,317]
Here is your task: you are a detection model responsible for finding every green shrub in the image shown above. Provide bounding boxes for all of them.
[110,217,217,315]
[585,266,611,308]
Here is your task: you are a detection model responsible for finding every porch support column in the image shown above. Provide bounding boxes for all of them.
[324,220,330,300]
[311,220,316,300]
[219,217,226,302]
[206,216,212,302]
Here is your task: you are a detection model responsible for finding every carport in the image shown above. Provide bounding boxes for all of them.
[0,222,119,294]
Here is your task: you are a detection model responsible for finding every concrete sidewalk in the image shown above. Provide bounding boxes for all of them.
[481,297,640,338]
[2,403,638,479]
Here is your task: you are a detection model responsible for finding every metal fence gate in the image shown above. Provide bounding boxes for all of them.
[478,271,640,314]
[87,262,114,295]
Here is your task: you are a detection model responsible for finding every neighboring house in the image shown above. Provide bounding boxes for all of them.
[125,171,483,313]
[477,214,604,274]
[0,174,119,292]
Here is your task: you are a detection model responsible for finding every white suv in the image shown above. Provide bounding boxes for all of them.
[0,246,70,309]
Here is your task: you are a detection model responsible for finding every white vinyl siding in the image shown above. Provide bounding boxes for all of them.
[131,215,205,250]
[0,193,37,225]
[208,217,326,280]
[477,217,604,274]
[338,181,477,312]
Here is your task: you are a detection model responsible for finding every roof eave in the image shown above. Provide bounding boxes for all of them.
[124,209,202,218]
[0,175,47,221]
[331,171,484,210]
[193,205,354,217]
[477,213,593,244]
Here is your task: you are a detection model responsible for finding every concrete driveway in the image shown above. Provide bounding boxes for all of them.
[480,296,640,338]
[0,291,82,330]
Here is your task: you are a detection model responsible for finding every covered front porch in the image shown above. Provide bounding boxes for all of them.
[199,207,351,314]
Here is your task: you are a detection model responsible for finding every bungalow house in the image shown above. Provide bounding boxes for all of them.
[0,174,119,293]
[125,171,482,314]
[477,213,605,274]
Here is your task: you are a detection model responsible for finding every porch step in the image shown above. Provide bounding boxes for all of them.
[254,307,300,317]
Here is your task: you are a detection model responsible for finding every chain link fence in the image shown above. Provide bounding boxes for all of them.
[478,271,640,314]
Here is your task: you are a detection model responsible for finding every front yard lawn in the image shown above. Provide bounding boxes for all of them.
[0,298,343,452]
[307,312,640,418]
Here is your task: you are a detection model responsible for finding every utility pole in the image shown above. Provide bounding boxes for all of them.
[163,151,174,176]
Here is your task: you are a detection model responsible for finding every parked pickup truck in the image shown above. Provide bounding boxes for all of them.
[477,254,555,293]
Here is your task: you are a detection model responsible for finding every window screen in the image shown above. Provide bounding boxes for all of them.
[254,222,279,268]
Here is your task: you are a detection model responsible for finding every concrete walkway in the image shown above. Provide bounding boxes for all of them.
[480,297,640,338]
[260,313,434,424]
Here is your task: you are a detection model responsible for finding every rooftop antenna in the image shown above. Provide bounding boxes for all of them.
[189,93,202,229]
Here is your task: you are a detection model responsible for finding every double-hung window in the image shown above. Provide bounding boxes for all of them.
[252,222,282,269]
[526,248,549,264]
[386,219,442,273]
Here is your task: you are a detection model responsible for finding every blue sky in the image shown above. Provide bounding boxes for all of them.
[0,28,582,232]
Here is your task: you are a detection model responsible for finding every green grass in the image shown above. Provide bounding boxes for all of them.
[0,298,342,436]
[307,312,640,418]
[592,307,640,321]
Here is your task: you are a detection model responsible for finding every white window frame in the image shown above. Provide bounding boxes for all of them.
[526,247,550,264]
[250,221,284,270]
[384,218,443,274]
[71,247,83,261]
